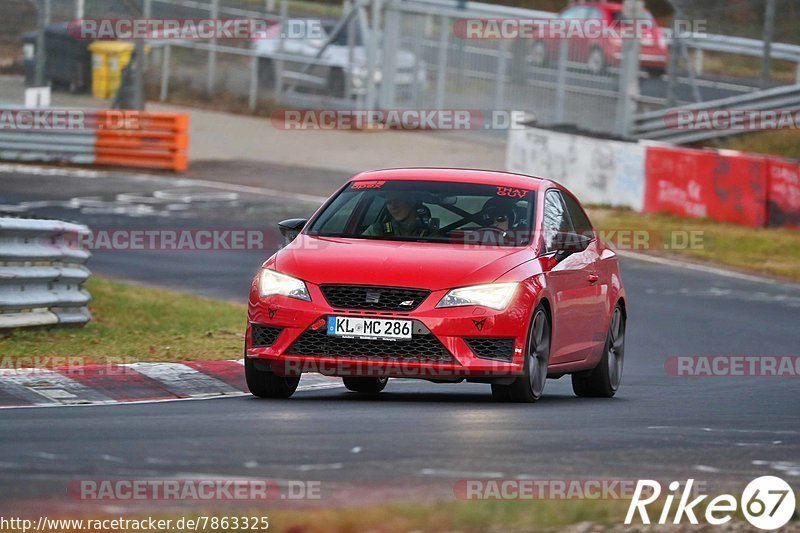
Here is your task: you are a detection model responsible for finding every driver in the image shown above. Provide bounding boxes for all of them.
[364,192,429,237]
[480,197,516,232]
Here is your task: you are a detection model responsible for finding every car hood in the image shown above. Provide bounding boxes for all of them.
[274,235,530,290]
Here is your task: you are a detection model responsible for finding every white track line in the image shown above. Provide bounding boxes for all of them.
[0,163,328,205]
[617,250,798,287]
[125,362,241,397]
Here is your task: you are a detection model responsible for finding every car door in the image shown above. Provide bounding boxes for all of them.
[560,190,609,355]
[540,189,601,363]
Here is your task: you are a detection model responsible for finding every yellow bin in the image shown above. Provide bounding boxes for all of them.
[88,41,135,99]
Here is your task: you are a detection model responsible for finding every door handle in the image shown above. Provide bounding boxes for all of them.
[587,274,599,283]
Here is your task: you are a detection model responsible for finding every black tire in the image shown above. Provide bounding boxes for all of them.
[328,68,346,98]
[645,67,665,78]
[343,377,388,393]
[491,306,550,403]
[572,303,625,398]
[258,58,275,86]
[245,355,300,399]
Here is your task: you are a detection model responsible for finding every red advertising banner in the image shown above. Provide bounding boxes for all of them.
[766,158,800,228]
[644,146,768,228]
[700,150,768,228]
[644,146,711,219]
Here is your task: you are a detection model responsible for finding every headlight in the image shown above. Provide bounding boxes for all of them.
[436,282,518,311]
[259,269,311,301]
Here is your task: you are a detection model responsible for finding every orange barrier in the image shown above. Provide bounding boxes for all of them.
[93,110,189,172]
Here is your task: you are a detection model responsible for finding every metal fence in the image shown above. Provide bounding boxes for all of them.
[0,216,92,329]
[382,0,632,135]
[30,0,800,138]
[135,0,640,135]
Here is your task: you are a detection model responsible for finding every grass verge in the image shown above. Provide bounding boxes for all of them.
[15,499,793,532]
[588,207,800,282]
[707,129,800,160]
[0,277,246,364]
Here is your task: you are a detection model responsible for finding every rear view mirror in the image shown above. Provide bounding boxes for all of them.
[278,218,307,242]
[551,231,592,261]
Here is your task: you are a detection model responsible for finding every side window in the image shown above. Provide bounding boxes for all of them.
[542,190,574,253]
[313,191,362,234]
[561,192,594,239]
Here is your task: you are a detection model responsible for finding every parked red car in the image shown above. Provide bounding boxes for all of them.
[530,2,668,76]
[245,168,627,403]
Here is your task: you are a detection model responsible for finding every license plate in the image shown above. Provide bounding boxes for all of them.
[327,316,412,340]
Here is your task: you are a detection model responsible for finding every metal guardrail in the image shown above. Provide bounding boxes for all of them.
[0,216,92,329]
[662,30,800,83]
[632,83,800,144]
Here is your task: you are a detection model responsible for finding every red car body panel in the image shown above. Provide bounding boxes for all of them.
[247,168,626,381]
[540,2,668,71]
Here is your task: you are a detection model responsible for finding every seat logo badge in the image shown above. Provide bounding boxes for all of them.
[267,307,278,319]
[399,300,415,307]
[472,319,486,331]
[365,291,381,304]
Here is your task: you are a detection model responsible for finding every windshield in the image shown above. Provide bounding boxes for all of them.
[306,180,536,246]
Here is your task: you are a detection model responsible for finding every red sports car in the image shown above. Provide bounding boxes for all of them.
[530,2,668,77]
[245,168,627,403]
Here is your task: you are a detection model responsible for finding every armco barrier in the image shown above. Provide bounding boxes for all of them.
[0,216,92,329]
[643,146,769,228]
[0,109,188,172]
[506,126,646,211]
[766,158,800,229]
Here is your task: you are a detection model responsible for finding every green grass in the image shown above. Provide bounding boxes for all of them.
[263,499,625,532]
[11,498,790,532]
[697,51,798,83]
[588,207,800,282]
[709,129,800,160]
[0,277,246,364]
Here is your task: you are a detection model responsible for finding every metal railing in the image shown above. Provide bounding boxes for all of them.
[632,83,800,144]
[0,216,92,329]
[664,30,800,83]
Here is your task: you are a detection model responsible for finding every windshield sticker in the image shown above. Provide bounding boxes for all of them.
[496,186,527,198]
[351,180,386,190]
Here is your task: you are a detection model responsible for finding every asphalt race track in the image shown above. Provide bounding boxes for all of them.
[1,164,798,509]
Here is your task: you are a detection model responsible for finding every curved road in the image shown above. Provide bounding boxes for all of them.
[1,163,798,510]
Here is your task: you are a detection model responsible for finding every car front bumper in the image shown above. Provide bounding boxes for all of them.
[246,281,536,379]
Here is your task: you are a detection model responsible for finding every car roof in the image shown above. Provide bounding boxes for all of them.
[350,168,551,190]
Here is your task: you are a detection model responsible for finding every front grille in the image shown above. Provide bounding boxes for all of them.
[286,327,454,363]
[320,285,430,312]
[464,338,516,362]
[251,324,283,347]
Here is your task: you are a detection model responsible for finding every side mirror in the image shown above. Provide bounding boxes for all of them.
[552,231,592,261]
[278,218,307,242]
